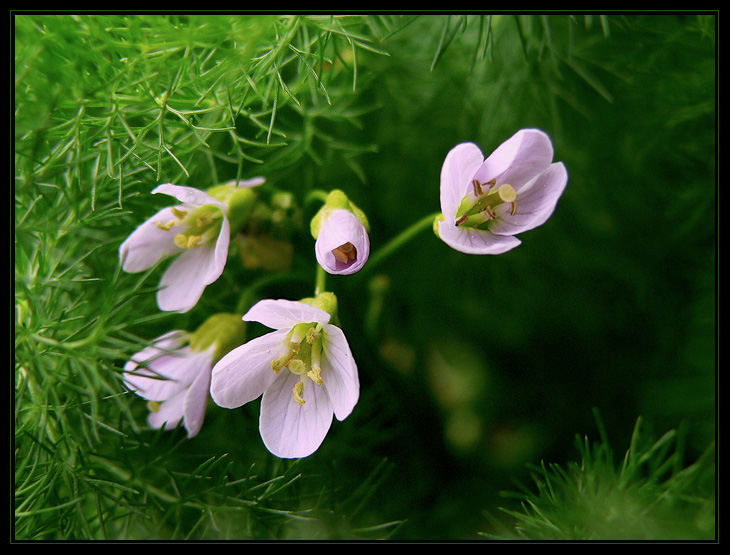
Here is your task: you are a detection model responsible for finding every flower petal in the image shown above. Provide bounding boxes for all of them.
[210,330,289,409]
[123,333,201,402]
[221,176,266,188]
[315,210,370,275]
[440,142,485,220]
[321,324,359,421]
[156,217,229,313]
[259,372,334,458]
[183,352,214,438]
[437,219,521,255]
[152,183,225,209]
[119,207,184,273]
[243,299,330,330]
[148,388,186,430]
[490,162,568,236]
[474,129,554,190]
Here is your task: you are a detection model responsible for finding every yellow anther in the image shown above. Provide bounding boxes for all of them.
[510,201,518,216]
[147,401,161,413]
[288,358,307,375]
[293,381,306,405]
[171,207,188,220]
[307,366,324,386]
[305,326,321,345]
[271,349,297,373]
[186,235,203,248]
[174,234,189,249]
[156,220,176,231]
[497,184,517,203]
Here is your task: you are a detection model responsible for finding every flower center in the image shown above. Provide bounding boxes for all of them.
[454,179,518,229]
[332,242,357,264]
[270,322,326,406]
[156,204,223,249]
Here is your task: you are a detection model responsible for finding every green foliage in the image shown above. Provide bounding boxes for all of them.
[14,13,716,541]
[487,414,715,540]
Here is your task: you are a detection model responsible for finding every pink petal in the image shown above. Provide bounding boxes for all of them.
[314,210,370,275]
[437,219,521,255]
[152,183,225,209]
[156,217,229,313]
[123,332,201,402]
[148,388,186,430]
[222,176,266,188]
[243,299,331,330]
[210,330,289,409]
[183,354,213,438]
[490,162,568,237]
[321,324,359,421]
[119,206,184,273]
[259,372,334,459]
[440,142,485,220]
[474,129,554,190]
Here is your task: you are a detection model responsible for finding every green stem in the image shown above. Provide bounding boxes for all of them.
[366,212,441,271]
[314,264,327,296]
[235,272,309,314]
[304,188,329,208]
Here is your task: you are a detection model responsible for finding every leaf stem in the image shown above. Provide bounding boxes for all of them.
[366,212,440,272]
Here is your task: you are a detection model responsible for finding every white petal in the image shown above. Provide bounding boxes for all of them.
[437,219,522,255]
[321,324,359,421]
[123,330,188,375]
[243,299,330,330]
[156,217,229,313]
[315,210,370,275]
[259,372,334,459]
[474,128,554,190]
[123,334,203,402]
[440,142,485,220]
[221,176,266,188]
[183,352,214,438]
[152,183,225,209]
[148,388,186,430]
[119,207,184,273]
[490,162,568,236]
[210,330,289,409]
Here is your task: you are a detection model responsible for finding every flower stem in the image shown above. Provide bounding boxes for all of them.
[314,264,327,296]
[304,189,329,208]
[366,212,441,271]
[235,272,309,314]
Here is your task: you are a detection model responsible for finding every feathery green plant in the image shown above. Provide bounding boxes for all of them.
[14,12,716,541]
[14,13,400,540]
[487,413,715,540]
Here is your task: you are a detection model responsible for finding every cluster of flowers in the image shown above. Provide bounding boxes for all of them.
[120,129,567,458]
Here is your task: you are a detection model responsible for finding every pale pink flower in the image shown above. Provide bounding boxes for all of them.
[119,178,263,313]
[210,298,359,459]
[315,209,370,275]
[437,129,568,254]
[123,330,214,438]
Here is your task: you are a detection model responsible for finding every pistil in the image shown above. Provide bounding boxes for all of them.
[455,182,518,228]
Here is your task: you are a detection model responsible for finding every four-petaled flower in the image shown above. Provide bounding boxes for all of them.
[119,178,262,313]
[123,330,214,438]
[210,297,359,459]
[436,128,568,255]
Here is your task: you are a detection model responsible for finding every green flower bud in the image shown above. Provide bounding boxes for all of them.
[299,291,338,321]
[310,189,369,239]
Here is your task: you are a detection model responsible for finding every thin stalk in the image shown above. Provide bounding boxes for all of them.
[366,212,440,272]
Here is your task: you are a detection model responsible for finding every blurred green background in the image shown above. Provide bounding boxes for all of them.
[14,13,716,540]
